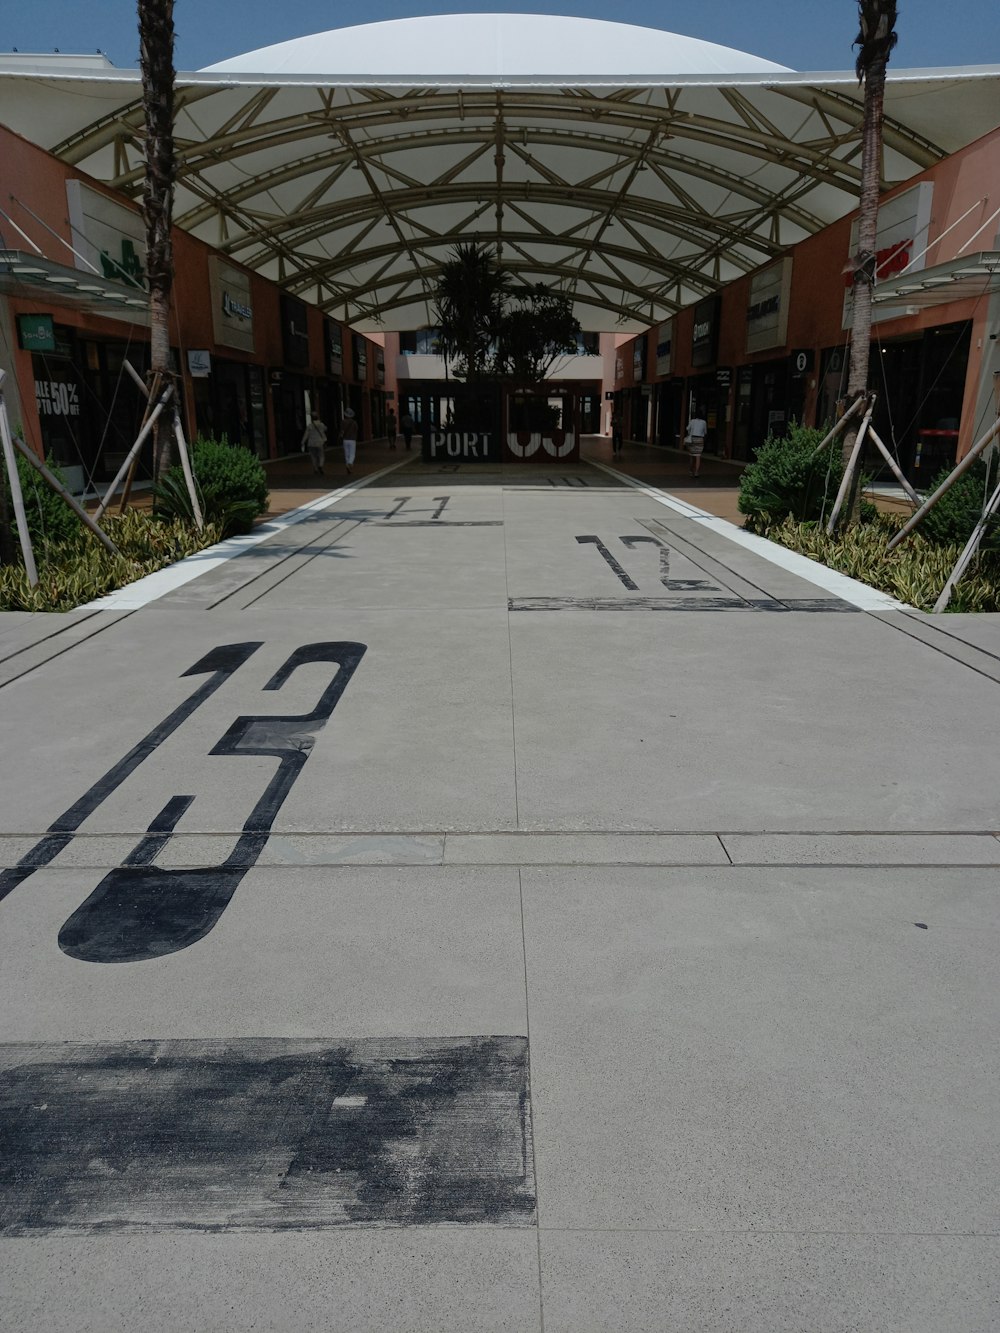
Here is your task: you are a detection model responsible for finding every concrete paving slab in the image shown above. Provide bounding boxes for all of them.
[509,610,1000,831]
[0,607,517,835]
[0,1230,542,1332]
[539,1231,1000,1333]
[871,611,1000,684]
[0,610,129,686]
[2,458,999,1327]
[0,865,526,1042]
[522,866,1000,1233]
[722,833,1000,864]
[901,610,1000,655]
[248,518,509,611]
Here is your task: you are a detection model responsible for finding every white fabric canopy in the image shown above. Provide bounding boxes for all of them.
[1,15,998,332]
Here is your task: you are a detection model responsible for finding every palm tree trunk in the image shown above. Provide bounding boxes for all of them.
[840,3,896,526]
[847,56,886,404]
[138,0,176,481]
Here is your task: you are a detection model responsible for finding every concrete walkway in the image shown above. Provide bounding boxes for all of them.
[1,447,998,1332]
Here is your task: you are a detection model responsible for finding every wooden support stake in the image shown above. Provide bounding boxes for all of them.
[172,406,204,531]
[887,415,1000,551]
[932,474,1000,613]
[865,425,922,507]
[94,386,172,522]
[8,432,121,557]
[826,397,876,535]
[118,364,160,514]
[0,372,38,586]
[810,396,866,460]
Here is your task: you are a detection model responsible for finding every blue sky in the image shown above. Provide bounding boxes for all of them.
[4,1,999,72]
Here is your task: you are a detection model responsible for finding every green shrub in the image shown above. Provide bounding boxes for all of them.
[738,421,844,529]
[919,456,1000,550]
[3,451,80,551]
[0,510,220,611]
[154,435,268,536]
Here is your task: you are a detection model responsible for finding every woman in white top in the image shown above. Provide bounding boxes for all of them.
[685,410,708,478]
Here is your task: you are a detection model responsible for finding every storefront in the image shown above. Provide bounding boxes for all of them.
[868,322,972,482]
[24,320,153,492]
[187,257,270,457]
[190,355,268,456]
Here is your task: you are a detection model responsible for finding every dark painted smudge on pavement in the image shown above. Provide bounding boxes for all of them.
[0,1036,534,1233]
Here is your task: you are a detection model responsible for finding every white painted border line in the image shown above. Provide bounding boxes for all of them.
[82,457,412,611]
[589,458,910,612]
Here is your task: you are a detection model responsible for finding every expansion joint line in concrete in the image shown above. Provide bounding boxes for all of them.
[0,610,135,692]
[868,611,1000,687]
[502,483,521,828]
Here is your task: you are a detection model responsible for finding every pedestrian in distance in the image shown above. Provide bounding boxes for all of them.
[339,407,359,474]
[400,410,415,450]
[685,408,708,478]
[386,408,397,449]
[300,413,328,475]
[611,409,623,458]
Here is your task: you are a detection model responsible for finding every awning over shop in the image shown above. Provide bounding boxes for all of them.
[1,15,998,333]
[0,249,151,323]
[873,250,1000,308]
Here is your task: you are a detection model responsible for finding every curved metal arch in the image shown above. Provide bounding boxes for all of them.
[41,71,954,337]
[227,181,784,270]
[770,83,944,167]
[100,87,884,202]
[173,125,828,239]
[280,229,718,296]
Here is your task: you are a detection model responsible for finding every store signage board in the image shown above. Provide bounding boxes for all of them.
[354,333,368,379]
[842,181,933,327]
[326,320,344,377]
[655,319,673,376]
[791,349,815,377]
[746,257,792,354]
[692,295,721,368]
[716,366,733,389]
[209,258,254,353]
[66,180,146,290]
[632,334,646,381]
[17,313,55,351]
[280,294,310,368]
[187,349,212,378]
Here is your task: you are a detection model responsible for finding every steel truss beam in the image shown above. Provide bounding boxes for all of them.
[45,75,948,332]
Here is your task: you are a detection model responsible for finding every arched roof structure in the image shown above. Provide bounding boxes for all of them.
[1,14,999,332]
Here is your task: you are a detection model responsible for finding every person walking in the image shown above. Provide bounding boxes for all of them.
[400,410,415,450]
[611,409,623,458]
[386,408,397,449]
[685,408,708,478]
[338,407,359,474]
[300,412,328,475]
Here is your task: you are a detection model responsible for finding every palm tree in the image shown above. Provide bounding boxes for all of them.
[840,1,899,522]
[495,285,581,384]
[138,0,176,479]
[434,242,509,382]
